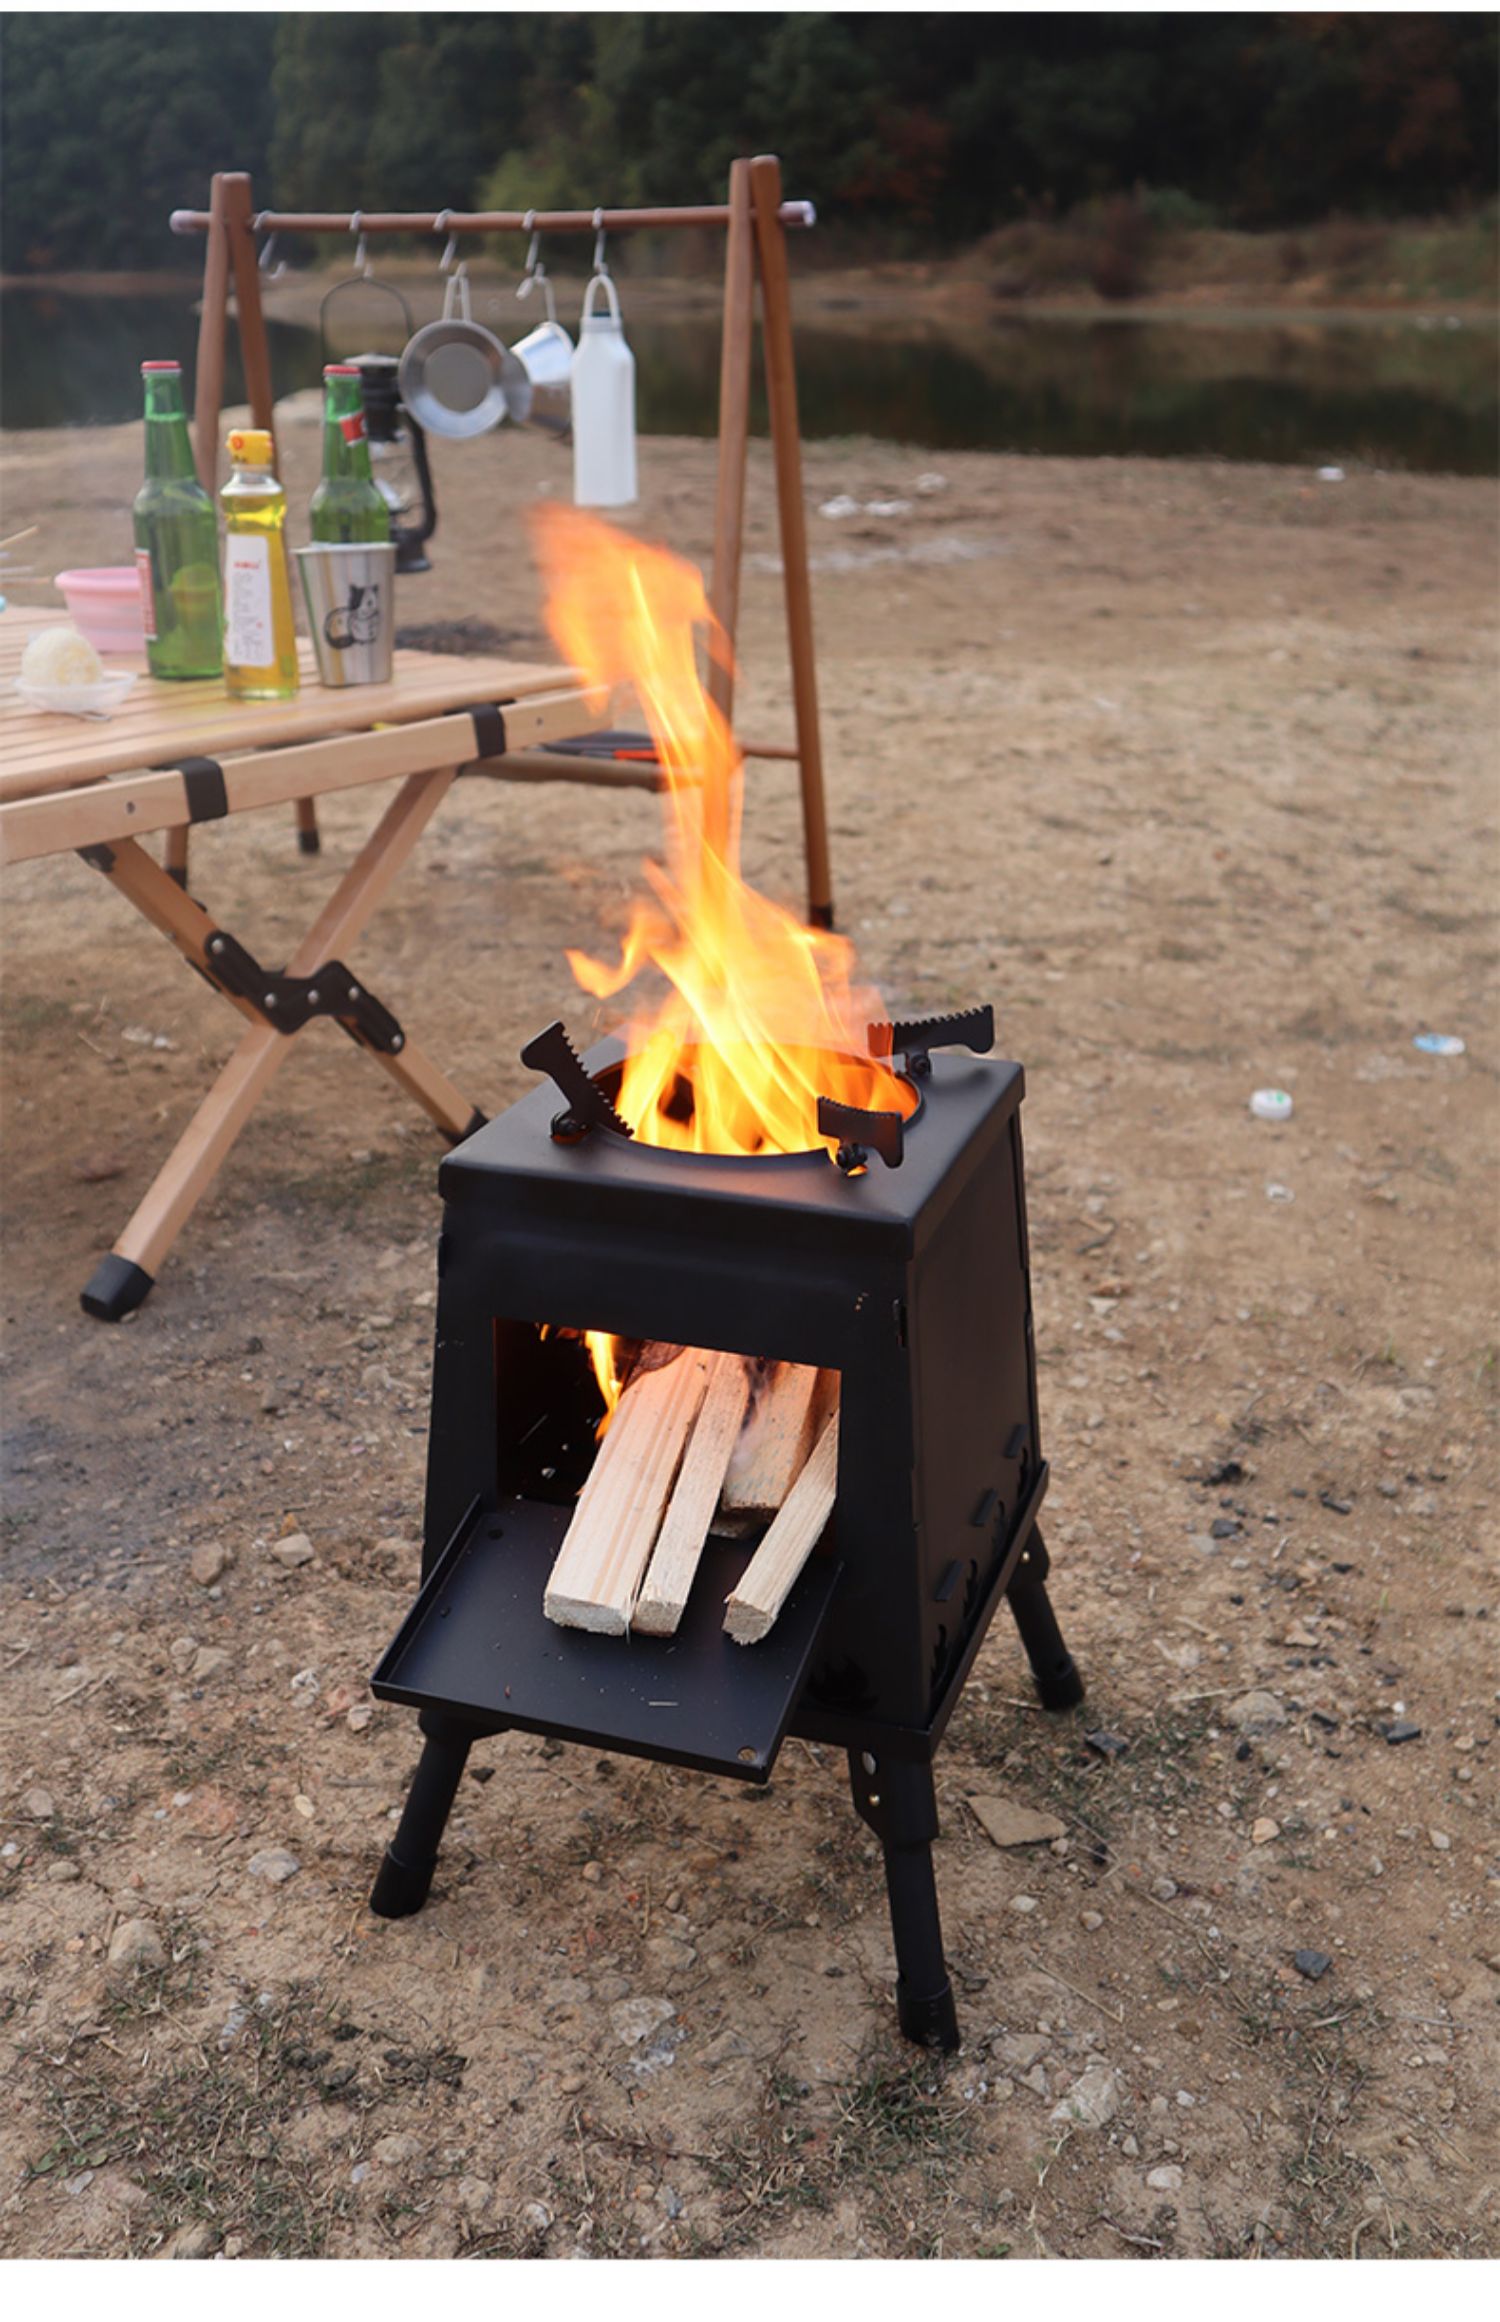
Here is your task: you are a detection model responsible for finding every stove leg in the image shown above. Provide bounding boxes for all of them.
[1008,1528,1085,1711]
[848,1750,960,2053]
[369,1714,473,1919]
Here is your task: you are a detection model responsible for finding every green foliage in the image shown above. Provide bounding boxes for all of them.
[1,11,273,271]
[3,12,1497,275]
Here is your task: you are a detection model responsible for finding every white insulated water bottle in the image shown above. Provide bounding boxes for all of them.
[571,272,637,508]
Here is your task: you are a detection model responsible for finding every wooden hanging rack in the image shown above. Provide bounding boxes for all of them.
[170,157,834,925]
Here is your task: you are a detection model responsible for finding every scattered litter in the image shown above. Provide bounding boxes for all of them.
[1317,466,1345,482]
[817,494,912,520]
[865,498,912,517]
[1413,1032,1465,1056]
[1293,1949,1332,1981]
[1319,1492,1352,1515]
[818,494,861,520]
[1265,1182,1295,1203]
[914,472,948,494]
[1249,1088,1293,1123]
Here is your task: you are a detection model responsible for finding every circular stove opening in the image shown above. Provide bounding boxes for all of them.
[592,1045,921,1159]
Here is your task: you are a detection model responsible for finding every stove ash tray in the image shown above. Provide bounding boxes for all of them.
[372,1496,843,1781]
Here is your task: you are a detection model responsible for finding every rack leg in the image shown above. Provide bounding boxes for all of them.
[369,1715,475,1918]
[294,799,321,855]
[848,1749,959,2051]
[1007,1528,1085,1710]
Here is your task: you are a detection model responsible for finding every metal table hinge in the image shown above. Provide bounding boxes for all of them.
[198,927,406,1053]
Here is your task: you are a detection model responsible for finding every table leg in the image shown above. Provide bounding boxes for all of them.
[80,766,472,1318]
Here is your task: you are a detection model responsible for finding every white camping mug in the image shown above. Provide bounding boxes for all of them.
[570,272,637,508]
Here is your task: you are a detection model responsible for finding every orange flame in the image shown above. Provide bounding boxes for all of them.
[532,507,912,1420]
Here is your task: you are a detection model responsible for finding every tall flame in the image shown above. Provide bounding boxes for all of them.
[533,507,912,1428]
[533,506,912,1158]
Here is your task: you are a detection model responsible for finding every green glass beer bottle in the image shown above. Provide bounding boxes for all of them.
[309,366,390,544]
[133,361,222,679]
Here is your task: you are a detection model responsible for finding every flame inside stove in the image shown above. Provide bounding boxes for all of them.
[532,506,913,1421]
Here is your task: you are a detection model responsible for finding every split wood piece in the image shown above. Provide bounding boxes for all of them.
[543,1347,712,1636]
[725,1412,840,1645]
[721,1361,837,1515]
[633,1352,754,1637]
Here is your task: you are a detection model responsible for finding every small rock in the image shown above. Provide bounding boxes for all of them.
[1084,1730,1129,1759]
[159,2221,217,2260]
[21,1786,55,1819]
[346,1703,373,1733]
[610,1995,675,2046]
[1151,1877,1178,1902]
[1017,2063,1051,2097]
[1209,1518,1241,1540]
[1080,1909,1104,1931]
[1228,1691,1286,1734]
[969,1796,1066,1849]
[272,1533,316,1569]
[192,1647,231,1681]
[1121,2134,1139,2158]
[521,2201,554,2234]
[1430,1830,1451,1851]
[72,1152,127,1184]
[1008,1894,1039,1915]
[373,2133,425,2169]
[700,2028,751,2068]
[996,2033,1049,2071]
[247,1848,300,1885]
[581,1860,604,1883]
[1319,1493,1352,1516]
[1050,2064,1121,2129]
[1293,1950,1332,1981]
[46,1859,82,1883]
[557,2071,586,2095]
[190,1543,232,1588]
[1379,1719,1422,1745]
[290,1668,320,1702]
[1146,2165,1184,2193]
[108,1917,167,1973]
[456,2177,493,2215]
[1251,1817,1280,1846]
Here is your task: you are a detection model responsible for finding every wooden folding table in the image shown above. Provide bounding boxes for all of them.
[0,611,602,1317]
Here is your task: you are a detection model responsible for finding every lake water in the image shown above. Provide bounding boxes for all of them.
[3,282,1494,474]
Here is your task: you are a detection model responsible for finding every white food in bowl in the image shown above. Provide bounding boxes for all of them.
[21,624,105,690]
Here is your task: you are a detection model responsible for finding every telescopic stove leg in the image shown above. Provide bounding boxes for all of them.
[847,1749,959,2052]
[1007,1527,1085,1711]
[369,1713,473,1919]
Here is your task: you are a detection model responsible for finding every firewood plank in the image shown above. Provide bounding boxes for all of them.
[724,1411,840,1644]
[720,1361,835,1515]
[633,1352,753,1636]
[544,1347,711,1634]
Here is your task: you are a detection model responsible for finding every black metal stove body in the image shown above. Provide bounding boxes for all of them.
[370,1029,1082,2049]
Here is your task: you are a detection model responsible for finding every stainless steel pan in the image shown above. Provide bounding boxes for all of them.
[397,266,526,440]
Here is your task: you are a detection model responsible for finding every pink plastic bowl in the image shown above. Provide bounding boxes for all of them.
[54,567,147,654]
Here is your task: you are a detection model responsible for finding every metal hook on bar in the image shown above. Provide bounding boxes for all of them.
[591,207,609,276]
[254,215,285,281]
[517,210,542,300]
[350,210,369,277]
[434,209,458,274]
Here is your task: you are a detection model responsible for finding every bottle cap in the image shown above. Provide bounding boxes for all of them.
[1249,1088,1294,1123]
[141,360,182,372]
[324,364,361,377]
[227,428,274,465]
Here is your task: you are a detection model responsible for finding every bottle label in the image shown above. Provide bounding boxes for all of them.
[135,549,157,641]
[339,411,366,446]
[223,533,274,670]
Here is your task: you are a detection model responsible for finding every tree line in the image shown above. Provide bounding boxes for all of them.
[3,11,1495,274]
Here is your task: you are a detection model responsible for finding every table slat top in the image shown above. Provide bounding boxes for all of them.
[0,610,576,798]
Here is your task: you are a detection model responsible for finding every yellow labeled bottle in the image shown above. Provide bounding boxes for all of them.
[220,428,299,699]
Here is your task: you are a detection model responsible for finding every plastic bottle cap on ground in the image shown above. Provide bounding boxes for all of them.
[1412,1032,1465,1057]
[1250,1088,1294,1122]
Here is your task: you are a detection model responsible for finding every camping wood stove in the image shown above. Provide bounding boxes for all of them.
[369,1008,1082,2050]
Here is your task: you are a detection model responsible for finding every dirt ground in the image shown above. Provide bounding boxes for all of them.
[1,412,1496,2261]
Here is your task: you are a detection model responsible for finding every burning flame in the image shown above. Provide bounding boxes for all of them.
[532,506,913,1421]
